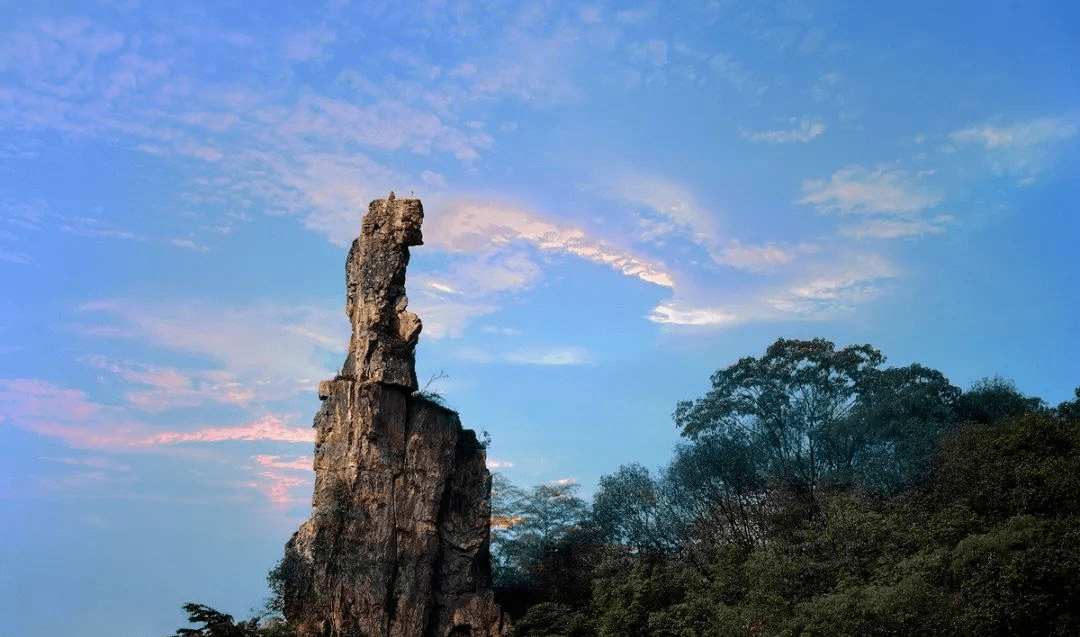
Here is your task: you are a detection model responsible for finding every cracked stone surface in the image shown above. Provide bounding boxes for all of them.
[280,194,507,637]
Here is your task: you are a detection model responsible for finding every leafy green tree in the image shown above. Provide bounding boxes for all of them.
[956,376,1046,424]
[674,338,886,496]
[842,364,961,493]
[591,463,669,555]
[491,476,592,616]
[493,480,588,581]
[661,431,768,550]
[511,601,592,637]
[166,603,294,637]
[1056,386,1080,420]
[922,412,1080,522]
[491,472,529,587]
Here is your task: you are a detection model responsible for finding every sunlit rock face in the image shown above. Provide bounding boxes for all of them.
[281,194,507,637]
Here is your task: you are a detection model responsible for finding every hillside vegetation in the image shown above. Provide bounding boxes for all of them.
[493,339,1080,637]
[168,338,1080,637]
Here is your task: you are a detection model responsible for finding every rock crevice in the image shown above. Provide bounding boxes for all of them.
[281,194,506,637]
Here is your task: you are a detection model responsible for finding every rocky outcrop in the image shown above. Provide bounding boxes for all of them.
[281,194,507,637]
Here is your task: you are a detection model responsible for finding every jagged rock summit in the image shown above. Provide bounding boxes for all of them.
[281,194,507,637]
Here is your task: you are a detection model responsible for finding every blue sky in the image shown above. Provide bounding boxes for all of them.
[0,0,1077,635]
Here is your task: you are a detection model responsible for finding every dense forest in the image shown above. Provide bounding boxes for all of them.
[169,338,1080,637]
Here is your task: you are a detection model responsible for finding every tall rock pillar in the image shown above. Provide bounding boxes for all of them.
[281,194,506,637]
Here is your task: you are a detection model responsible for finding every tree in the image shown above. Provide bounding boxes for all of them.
[166,603,288,637]
[490,476,592,616]
[661,431,768,550]
[956,376,1046,424]
[674,338,886,495]
[840,364,961,493]
[1059,386,1080,420]
[491,478,588,582]
[591,463,669,556]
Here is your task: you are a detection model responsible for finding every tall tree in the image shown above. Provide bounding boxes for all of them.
[490,476,593,616]
[1059,386,1080,420]
[839,363,961,492]
[490,477,588,588]
[661,430,768,549]
[957,375,1047,424]
[674,338,886,494]
[592,463,668,555]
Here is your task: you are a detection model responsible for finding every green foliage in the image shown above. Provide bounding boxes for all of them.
[660,339,963,562]
[1057,386,1080,420]
[674,338,886,492]
[491,475,595,617]
[492,478,589,584]
[922,412,1080,521]
[956,375,1046,424]
[672,338,961,503]
[511,602,592,637]
[591,464,669,555]
[844,364,961,493]
[502,343,1079,637]
[166,603,294,637]
[662,430,769,550]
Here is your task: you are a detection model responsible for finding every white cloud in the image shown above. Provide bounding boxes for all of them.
[610,174,719,247]
[810,71,841,102]
[77,300,347,391]
[839,215,954,239]
[271,153,400,246]
[611,174,816,272]
[741,119,825,143]
[487,458,515,469]
[578,6,603,24]
[171,238,210,252]
[947,116,1078,180]
[407,252,542,339]
[771,254,900,315]
[421,170,447,188]
[648,253,900,327]
[409,295,497,340]
[548,477,579,486]
[282,27,337,62]
[0,248,32,264]
[630,39,669,66]
[410,197,677,341]
[426,198,675,287]
[949,116,1078,149]
[648,303,739,326]
[796,165,941,215]
[711,239,800,271]
[506,347,594,366]
[479,325,523,337]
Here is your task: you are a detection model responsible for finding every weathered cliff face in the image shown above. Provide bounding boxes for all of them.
[281,194,506,637]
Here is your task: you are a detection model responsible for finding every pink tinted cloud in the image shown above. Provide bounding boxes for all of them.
[141,414,313,445]
[0,378,143,447]
[42,456,132,471]
[4,376,315,509]
[254,454,313,471]
[80,354,307,412]
[257,470,311,509]
[1,377,312,449]
[251,454,314,508]
[0,378,101,422]
[81,354,192,391]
